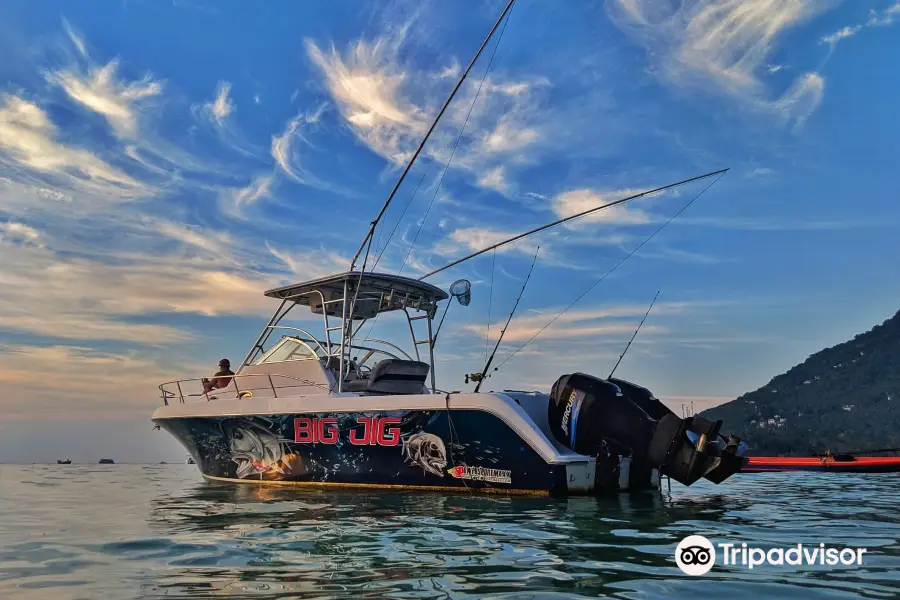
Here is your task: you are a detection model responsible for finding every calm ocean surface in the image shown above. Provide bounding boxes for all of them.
[1,465,899,599]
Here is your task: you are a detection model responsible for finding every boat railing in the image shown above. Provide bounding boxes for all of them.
[158,374,331,406]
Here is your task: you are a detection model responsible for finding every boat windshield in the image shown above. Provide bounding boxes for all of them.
[251,336,323,365]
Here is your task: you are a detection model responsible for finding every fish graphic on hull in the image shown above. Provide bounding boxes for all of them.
[401,432,448,477]
[223,419,306,480]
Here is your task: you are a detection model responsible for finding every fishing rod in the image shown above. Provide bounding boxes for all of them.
[349,0,518,272]
[470,246,540,392]
[491,169,727,374]
[608,290,659,379]
[419,168,728,281]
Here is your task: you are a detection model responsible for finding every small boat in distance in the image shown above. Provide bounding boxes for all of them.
[57,459,72,464]
[98,458,115,464]
[186,457,195,465]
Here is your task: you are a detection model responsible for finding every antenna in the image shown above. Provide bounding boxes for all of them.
[608,290,659,379]
[470,246,540,392]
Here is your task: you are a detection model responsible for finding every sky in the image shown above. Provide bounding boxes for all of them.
[0,0,898,463]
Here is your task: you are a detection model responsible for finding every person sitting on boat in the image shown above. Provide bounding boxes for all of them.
[202,359,234,393]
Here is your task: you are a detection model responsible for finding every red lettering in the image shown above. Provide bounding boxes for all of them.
[349,417,373,445]
[297,415,402,445]
[317,417,339,444]
[294,418,314,443]
[376,417,402,446]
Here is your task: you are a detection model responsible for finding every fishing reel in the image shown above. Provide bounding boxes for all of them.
[465,366,499,385]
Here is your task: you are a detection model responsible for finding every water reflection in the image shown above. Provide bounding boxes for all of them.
[1,465,899,599]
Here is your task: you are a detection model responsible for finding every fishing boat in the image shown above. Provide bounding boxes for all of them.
[98,458,115,464]
[186,456,196,465]
[57,459,72,464]
[152,271,747,494]
[742,453,900,473]
[151,0,749,495]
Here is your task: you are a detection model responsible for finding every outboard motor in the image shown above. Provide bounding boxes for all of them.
[549,373,747,487]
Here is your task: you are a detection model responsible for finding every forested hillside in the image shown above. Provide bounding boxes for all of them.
[702,310,900,456]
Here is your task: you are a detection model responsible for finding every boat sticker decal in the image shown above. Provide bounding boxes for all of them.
[401,432,447,477]
[561,389,585,447]
[447,465,512,484]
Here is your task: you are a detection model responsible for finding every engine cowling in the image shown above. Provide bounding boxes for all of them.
[549,372,747,487]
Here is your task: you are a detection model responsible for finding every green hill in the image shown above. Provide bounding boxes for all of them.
[701,310,900,456]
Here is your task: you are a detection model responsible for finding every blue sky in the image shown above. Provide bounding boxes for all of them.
[1,0,898,463]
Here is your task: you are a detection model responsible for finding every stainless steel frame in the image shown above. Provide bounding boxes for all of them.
[237,274,444,394]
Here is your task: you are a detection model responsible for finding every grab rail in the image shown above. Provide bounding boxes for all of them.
[158,373,331,406]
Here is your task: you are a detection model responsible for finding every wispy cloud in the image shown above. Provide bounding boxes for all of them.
[606,0,830,126]
[867,1,900,27]
[220,173,274,218]
[821,25,862,47]
[270,103,334,188]
[552,188,655,226]
[302,22,564,198]
[0,22,353,354]
[48,54,163,139]
[0,94,150,199]
[462,301,717,343]
[205,81,235,122]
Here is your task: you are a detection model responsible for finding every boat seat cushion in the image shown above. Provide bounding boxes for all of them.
[366,359,430,395]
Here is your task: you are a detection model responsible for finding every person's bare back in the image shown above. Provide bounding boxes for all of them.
[203,358,234,393]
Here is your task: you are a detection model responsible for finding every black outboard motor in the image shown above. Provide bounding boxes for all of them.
[549,373,747,487]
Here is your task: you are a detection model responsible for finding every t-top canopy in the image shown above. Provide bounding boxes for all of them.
[264,271,450,320]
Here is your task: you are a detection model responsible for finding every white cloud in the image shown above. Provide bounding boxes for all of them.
[441,226,539,257]
[772,72,824,129]
[748,167,776,177]
[606,0,831,126]
[0,221,43,246]
[552,188,655,226]
[304,27,428,166]
[821,25,862,46]
[303,26,554,196]
[266,243,349,279]
[464,304,681,343]
[221,173,274,218]
[271,111,317,183]
[0,94,149,199]
[477,166,509,193]
[868,2,900,27]
[482,119,540,153]
[48,59,163,138]
[151,219,234,257]
[203,81,235,122]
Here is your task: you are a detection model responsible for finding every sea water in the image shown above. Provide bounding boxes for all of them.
[1,464,898,599]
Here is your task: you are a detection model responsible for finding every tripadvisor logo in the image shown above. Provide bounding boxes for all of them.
[675,535,715,575]
[674,535,869,575]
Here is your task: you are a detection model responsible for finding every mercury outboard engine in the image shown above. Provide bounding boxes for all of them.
[549,373,747,487]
